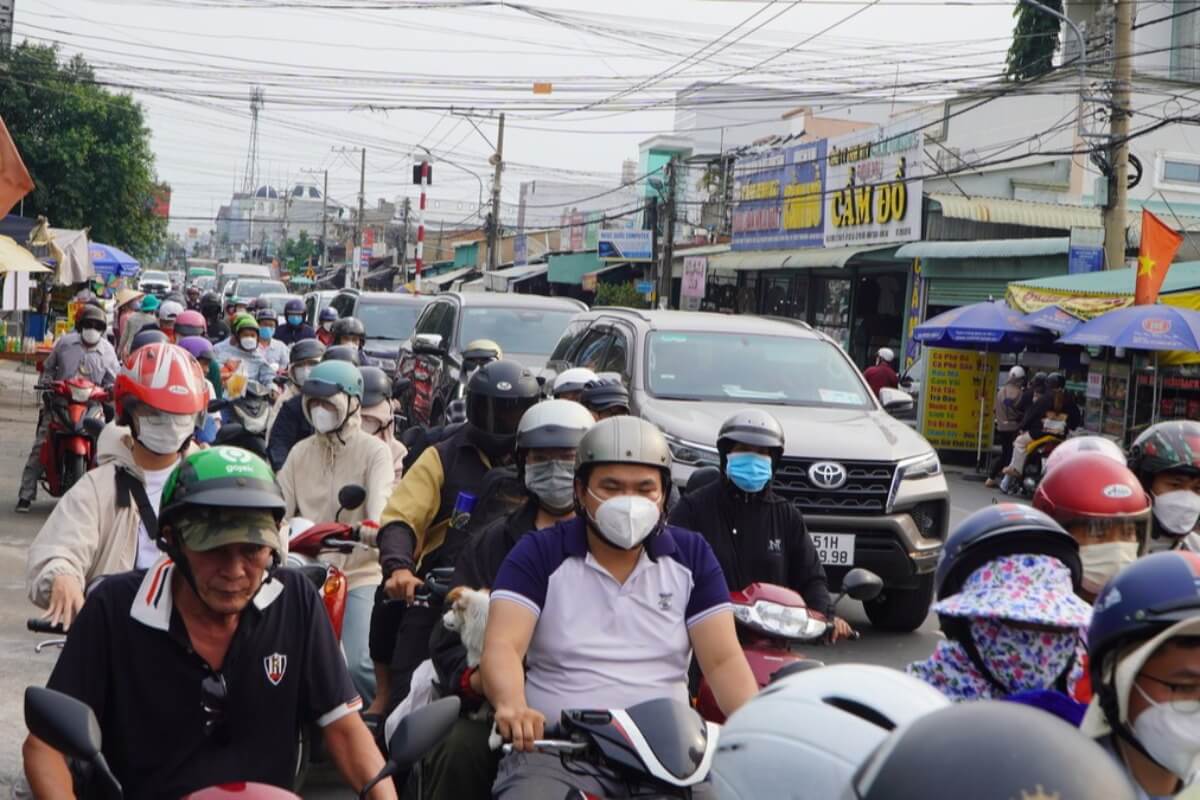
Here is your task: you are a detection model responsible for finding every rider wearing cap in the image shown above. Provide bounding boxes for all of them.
[26,343,208,630]
[908,504,1091,702]
[17,305,121,513]
[863,347,898,400]
[277,298,315,345]
[22,447,394,800]
[1128,420,1200,553]
[1082,551,1200,798]
[278,360,394,708]
[484,415,757,797]
[669,408,852,641]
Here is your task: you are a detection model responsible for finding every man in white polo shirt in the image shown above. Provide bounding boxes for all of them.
[481,416,757,798]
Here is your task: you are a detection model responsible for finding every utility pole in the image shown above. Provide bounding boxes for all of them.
[487,113,506,272]
[303,168,329,270]
[1103,0,1134,270]
[399,197,411,286]
[0,0,14,52]
[357,149,367,249]
[414,159,432,294]
[658,158,677,308]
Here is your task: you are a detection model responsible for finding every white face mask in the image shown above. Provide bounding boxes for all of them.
[309,404,342,435]
[524,460,576,513]
[1080,541,1139,594]
[80,328,102,346]
[135,412,195,455]
[321,322,332,332]
[239,336,259,352]
[291,365,312,387]
[1133,682,1200,780]
[587,490,661,550]
[1154,490,1200,536]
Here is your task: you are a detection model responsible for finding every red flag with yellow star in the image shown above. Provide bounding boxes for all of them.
[0,115,34,218]
[1135,209,1184,305]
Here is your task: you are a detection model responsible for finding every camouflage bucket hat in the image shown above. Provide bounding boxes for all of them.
[174,508,282,555]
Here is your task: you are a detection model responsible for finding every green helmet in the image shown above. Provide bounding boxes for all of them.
[302,359,364,399]
[141,294,161,313]
[161,446,286,522]
[232,313,259,334]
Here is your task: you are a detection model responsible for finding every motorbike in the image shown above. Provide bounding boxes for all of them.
[1004,429,1066,497]
[36,377,109,497]
[499,697,718,799]
[23,687,460,800]
[694,568,884,724]
[208,379,273,460]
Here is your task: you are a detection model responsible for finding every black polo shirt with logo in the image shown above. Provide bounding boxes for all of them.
[45,558,360,800]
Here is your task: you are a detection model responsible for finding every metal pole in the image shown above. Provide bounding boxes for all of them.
[488,113,505,272]
[1105,0,1134,270]
[415,162,429,294]
[659,159,677,308]
[320,170,328,269]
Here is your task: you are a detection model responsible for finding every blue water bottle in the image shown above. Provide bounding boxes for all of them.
[451,491,477,531]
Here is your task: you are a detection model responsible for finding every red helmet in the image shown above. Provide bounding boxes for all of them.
[175,309,207,338]
[115,342,208,420]
[1033,451,1152,549]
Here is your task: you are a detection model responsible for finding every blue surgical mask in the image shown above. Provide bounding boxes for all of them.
[725,452,773,493]
[260,326,275,341]
[286,315,303,327]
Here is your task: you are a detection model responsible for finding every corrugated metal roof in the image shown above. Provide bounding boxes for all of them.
[671,243,731,259]
[896,237,1069,259]
[426,266,477,287]
[708,244,893,272]
[929,194,1102,230]
[1010,261,1200,295]
[483,264,548,291]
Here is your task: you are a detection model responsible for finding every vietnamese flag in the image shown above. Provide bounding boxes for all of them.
[0,115,34,218]
[1135,209,1185,305]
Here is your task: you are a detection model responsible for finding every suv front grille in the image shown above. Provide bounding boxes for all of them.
[773,458,896,515]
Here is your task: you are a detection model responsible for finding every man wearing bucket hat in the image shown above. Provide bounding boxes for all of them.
[908,504,1092,702]
[21,447,395,799]
[1082,551,1200,798]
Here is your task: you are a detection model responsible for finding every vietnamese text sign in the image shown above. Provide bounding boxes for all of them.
[599,229,653,262]
[680,256,707,312]
[823,123,923,247]
[918,348,998,451]
[732,140,825,252]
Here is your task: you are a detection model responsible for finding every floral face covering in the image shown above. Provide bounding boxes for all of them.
[968,618,1077,694]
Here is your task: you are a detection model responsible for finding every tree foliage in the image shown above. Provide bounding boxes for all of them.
[594,280,651,309]
[1006,0,1064,82]
[282,232,319,276]
[0,43,167,261]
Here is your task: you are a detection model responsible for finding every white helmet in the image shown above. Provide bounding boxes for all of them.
[710,664,948,799]
[877,347,895,363]
[1008,365,1026,381]
[516,399,595,452]
[1045,434,1126,475]
[552,367,599,397]
[158,300,184,323]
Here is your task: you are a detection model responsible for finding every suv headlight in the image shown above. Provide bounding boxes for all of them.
[664,434,720,468]
[886,451,942,513]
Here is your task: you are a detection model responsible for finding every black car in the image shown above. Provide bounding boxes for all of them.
[397,292,585,428]
[328,289,433,372]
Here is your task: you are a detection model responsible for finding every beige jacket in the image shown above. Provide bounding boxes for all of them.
[26,426,178,608]
[277,413,395,591]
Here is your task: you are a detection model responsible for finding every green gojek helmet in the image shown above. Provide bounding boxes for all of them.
[158,446,286,561]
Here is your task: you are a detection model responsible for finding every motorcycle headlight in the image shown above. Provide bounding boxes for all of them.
[664,434,720,468]
[70,385,93,403]
[733,600,827,640]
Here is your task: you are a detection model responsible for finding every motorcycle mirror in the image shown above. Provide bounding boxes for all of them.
[25,686,103,762]
[392,376,411,398]
[83,417,106,439]
[360,696,461,799]
[878,387,914,413]
[337,484,367,513]
[841,568,884,603]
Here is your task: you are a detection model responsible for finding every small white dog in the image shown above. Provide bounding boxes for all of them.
[443,586,491,668]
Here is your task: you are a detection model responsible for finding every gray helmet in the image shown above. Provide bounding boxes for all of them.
[517,399,595,452]
[290,338,326,365]
[575,416,672,487]
[717,409,785,462]
[359,366,392,407]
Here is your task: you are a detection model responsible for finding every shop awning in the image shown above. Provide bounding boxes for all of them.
[708,244,893,272]
[423,266,476,288]
[548,251,604,284]
[670,244,732,277]
[929,194,1102,231]
[483,263,548,292]
[896,238,1069,259]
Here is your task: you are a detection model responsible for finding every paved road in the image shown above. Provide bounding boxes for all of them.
[0,360,1011,797]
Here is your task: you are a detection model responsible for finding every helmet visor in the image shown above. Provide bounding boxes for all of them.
[468,394,538,436]
[1066,510,1152,551]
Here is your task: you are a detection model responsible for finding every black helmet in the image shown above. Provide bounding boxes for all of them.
[130,327,168,352]
[935,503,1081,601]
[848,701,1137,800]
[76,304,106,332]
[466,360,541,459]
[717,409,785,468]
[359,366,392,407]
[1031,371,1048,391]
[580,377,630,414]
[1045,371,1065,391]
[1128,420,1200,487]
[200,292,222,316]
[289,338,326,365]
[331,316,366,340]
[322,344,361,366]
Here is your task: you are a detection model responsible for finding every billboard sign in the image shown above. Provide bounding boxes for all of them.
[598,229,653,262]
[732,140,825,252]
[823,123,923,247]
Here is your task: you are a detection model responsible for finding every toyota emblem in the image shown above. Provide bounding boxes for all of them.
[809,461,848,490]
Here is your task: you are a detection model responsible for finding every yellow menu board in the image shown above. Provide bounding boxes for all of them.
[919,348,999,451]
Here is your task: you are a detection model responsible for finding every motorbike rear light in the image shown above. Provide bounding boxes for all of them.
[732,600,826,640]
[69,385,94,403]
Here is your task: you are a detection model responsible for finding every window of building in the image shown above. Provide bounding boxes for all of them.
[1164,160,1200,186]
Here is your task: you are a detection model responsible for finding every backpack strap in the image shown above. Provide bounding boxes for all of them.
[115,467,158,541]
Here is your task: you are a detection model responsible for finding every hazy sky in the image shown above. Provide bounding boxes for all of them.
[13,0,1018,232]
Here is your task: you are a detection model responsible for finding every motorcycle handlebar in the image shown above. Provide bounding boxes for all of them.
[500,739,587,756]
[27,618,65,635]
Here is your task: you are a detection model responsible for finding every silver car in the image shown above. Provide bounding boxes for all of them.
[547,308,949,632]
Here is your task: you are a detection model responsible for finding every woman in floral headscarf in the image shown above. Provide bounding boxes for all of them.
[908,504,1093,704]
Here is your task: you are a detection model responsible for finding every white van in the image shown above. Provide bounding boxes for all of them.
[216,262,274,293]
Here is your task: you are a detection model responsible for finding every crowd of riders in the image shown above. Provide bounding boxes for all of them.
[15,286,1200,799]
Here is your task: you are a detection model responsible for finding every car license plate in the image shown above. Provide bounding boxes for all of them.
[812,533,855,567]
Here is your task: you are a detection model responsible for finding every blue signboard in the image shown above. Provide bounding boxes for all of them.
[732,140,826,252]
[1068,245,1104,274]
[636,280,654,295]
[514,234,528,267]
[599,229,654,262]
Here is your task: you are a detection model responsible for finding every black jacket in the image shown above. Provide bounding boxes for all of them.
[276,322,315,346]
[429,497,541,704]
[668,479,833,616]
[1020,392,1081,438]
[267,394,313,472]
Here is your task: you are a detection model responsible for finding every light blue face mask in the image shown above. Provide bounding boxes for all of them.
[286,315,303,327]
[725,452,773,493]
[260,326,275,341]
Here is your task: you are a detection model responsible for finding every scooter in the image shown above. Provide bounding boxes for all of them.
[694,568,884,724]
[499,697,718,799]
[208,379,272,459]
[1003,432,1065,497]
[23,687,460,800]
[36,377,109,497]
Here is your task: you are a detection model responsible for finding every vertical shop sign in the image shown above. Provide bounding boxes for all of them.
[919,348,999,451]
[903,258,927,371]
